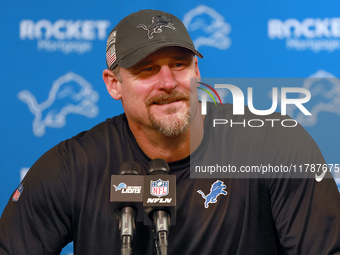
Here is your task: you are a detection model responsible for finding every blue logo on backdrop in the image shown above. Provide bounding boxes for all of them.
[183,5,231,50]
[18,72,99,137]
[285,70,340,126]
[19,19,111,54]
[197,180,228,208]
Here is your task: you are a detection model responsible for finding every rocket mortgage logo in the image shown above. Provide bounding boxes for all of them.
[197,79,312,128]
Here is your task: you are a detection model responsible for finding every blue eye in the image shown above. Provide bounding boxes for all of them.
[141,66,154,72]
[173,63,187,69]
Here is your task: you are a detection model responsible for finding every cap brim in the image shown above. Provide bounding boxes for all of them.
[116,42,203,68]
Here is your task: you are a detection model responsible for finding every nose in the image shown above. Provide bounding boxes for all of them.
[156,65,178,92]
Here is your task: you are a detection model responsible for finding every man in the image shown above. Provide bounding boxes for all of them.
[0,9,339,255]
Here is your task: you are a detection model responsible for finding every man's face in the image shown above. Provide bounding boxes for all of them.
[117,46,200,136]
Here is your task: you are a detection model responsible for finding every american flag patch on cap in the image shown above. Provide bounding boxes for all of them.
[106,30,117,69]
[106,45,116,69]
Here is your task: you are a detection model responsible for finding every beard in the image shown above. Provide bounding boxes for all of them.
[145,91,191,137]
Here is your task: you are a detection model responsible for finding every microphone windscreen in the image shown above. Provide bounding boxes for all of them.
[120,161,142,175]
[147,158,170,175]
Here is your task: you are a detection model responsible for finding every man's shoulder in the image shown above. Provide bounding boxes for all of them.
[60,113,128,146]
[44,113,129,161]
[31,113,130,176]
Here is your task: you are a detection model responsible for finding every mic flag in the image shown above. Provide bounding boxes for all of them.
[110,161,144,222]
[143,159,176,226]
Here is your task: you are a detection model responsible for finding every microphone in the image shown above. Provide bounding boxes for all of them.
[110,161,144,255]
[143,159,176,255]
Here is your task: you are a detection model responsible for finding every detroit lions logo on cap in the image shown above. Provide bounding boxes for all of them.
[197,180,227,208]
[137,14,175,39]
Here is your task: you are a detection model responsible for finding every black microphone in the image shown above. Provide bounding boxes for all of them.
[110,161,144,255]
[143,159,176,255]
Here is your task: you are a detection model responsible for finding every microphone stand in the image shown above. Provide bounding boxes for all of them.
[111,161,143,255]
[120,207,134,255]
[145,158,175,255]
[154,210,169,255]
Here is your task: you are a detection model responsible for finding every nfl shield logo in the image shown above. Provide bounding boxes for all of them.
[12,184,24,202]
[151,179,169,198]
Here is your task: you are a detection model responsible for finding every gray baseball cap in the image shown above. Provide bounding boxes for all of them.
[106,9,203,70]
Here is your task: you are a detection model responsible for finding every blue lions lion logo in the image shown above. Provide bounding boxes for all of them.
[113,182,127,191]
[197,180,227,208]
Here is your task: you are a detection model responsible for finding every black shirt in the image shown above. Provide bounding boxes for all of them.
[1,103,339,254]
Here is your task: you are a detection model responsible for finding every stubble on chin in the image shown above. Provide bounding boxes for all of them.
[148,108,190,137]
[145,92,191,137]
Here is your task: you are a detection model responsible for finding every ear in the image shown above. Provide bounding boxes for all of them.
[194,57,201,79]
[102,69,122,100]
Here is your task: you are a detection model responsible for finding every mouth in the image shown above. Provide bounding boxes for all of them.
[152,99,183,105]
[146,92,190,107]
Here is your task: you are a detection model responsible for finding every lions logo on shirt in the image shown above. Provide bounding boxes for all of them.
[197,180,227,208]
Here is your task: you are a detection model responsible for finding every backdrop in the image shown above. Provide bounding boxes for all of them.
[1,0,339,254]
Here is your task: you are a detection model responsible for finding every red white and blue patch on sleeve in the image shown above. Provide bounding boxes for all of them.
[12,183,24,202]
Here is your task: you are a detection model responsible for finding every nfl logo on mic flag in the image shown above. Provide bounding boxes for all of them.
[144,175,176,226]
[151,179,169,198]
